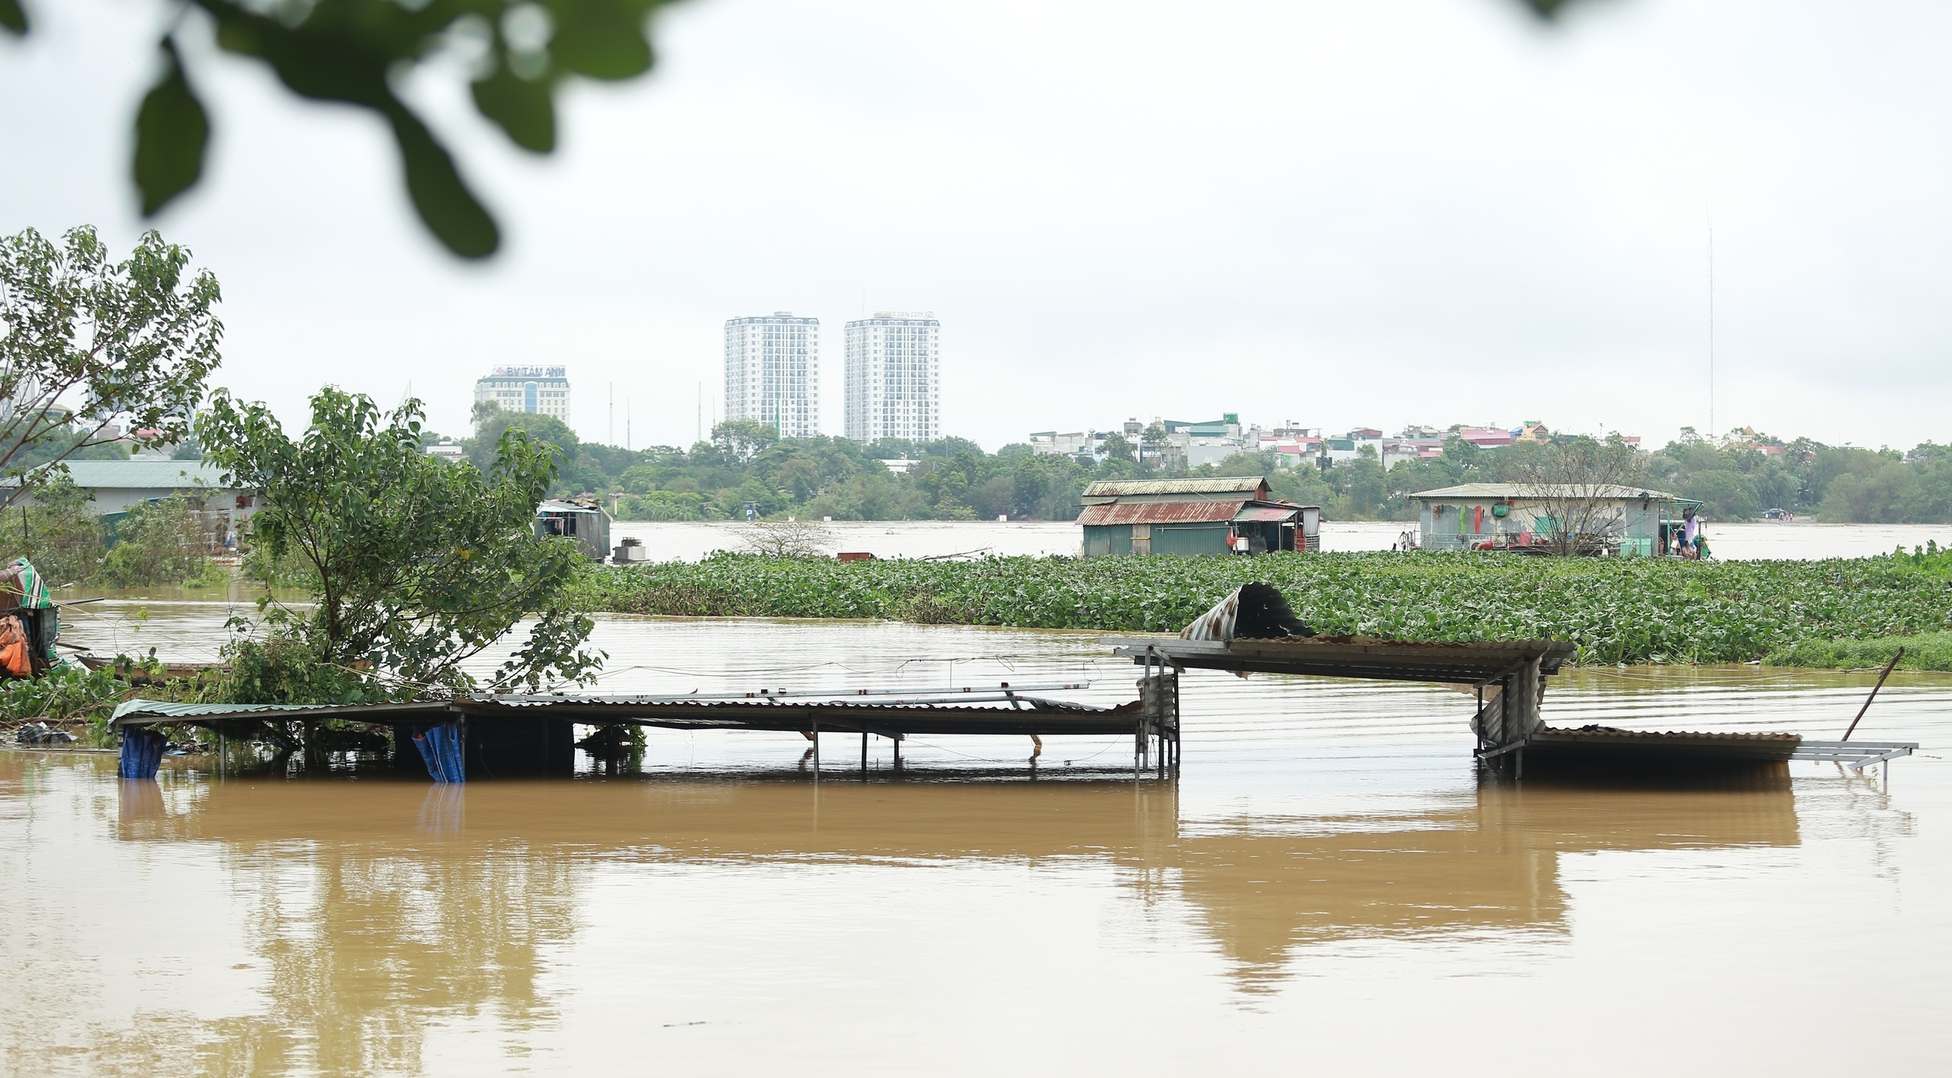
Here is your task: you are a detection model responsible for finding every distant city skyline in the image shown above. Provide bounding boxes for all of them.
[13,1,1950,455]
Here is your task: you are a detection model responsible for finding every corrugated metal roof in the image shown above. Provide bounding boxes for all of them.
[1234,505,1301,522]
[1083,477,1267,499]
[30,460,233,490]
[112,699,346,722]
[113,692,1133,727]
[1078,500,1245,526]
[1408,483,1676,501]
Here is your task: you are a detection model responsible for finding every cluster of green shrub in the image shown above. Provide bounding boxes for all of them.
[0,478,217,589]
[464,408,1109,522]
[566,547,1952,667]
[1763,633,1952,672]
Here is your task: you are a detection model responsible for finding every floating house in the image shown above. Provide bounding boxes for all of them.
[1408,483,1685,555]
[1078,477,1319,556]
[535,500,613,562]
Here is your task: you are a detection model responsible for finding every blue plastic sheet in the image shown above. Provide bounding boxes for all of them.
[413,721,466,783]
[118,728,167,780]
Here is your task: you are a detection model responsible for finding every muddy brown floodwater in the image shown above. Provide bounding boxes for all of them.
[3,611,1951,1076]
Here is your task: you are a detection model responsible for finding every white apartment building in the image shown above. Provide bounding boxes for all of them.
[724,313,820,438]
[475,366,571,420]
[844,312,940,443]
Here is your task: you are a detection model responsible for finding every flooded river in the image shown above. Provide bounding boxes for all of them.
[614,518,1952,562]
[5,611,1951,1075]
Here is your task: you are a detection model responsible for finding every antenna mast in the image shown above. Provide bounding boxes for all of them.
[1708,225,1715,440]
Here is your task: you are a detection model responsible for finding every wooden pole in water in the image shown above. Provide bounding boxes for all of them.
[861,731,868,773]
[1842,648,1905,742]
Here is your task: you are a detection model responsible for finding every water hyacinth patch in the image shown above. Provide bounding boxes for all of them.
[565,551,1952,667]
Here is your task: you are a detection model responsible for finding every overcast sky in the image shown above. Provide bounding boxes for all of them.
[5,0,1949,452]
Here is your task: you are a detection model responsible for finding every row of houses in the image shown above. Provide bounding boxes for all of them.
[1078,476,1693,558]
[1031,418,1614,470]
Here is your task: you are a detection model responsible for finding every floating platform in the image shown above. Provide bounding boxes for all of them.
[109,683,1160,781]
[1105,633,1916,774]
[1104,634,1577,684]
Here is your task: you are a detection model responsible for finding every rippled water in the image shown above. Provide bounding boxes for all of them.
[5,611,1951,1075]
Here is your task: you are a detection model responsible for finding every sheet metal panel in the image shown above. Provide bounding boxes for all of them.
[1078,500,1247,526]
[1082,477,1268,500]
[1234,505,1300,522]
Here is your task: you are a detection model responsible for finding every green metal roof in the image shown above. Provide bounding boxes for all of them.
[35,460,233,490]
[112,699,337,722]
[111,698,453,727]
[1408,483,1676,501]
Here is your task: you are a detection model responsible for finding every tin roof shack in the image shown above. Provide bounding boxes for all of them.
[535,500,612,562]
[1079,477,1320,556]
[2,460,256,553]
[1409,483,1678,556]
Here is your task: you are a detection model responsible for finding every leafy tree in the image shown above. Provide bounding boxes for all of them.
[713,419,780,465]
[101,493,206,586]
[0,475,105,586]
[0,226,221,506]
[201,387,602,703]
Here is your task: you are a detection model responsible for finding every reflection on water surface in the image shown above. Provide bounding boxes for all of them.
[3,616,1949,1076]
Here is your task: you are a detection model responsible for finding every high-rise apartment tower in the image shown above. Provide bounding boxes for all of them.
[724,313,819,438]
[844,312,940,443]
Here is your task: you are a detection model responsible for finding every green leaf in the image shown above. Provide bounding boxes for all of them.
[547,0,654,79]
[472,67,556,153]
[0,0,26,36]
[132,38,210,216]
[383,103,500,259]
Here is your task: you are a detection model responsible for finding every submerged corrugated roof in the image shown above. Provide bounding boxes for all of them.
[111,699,349,722]
[1082,477,1268,499]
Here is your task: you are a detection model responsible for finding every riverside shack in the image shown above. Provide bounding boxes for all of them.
[1408,483,1681,555]
[1079,477,1319,556]
[535,500,613,562]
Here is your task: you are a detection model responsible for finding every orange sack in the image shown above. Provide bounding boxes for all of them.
[0,618,31,678]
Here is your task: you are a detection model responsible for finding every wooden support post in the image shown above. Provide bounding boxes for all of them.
[861,730,868,774]
[812,721,820,776]
[893,736,901,770]
[1842,648,1905,741]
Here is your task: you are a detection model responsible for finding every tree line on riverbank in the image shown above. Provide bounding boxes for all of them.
[566,544,1952,669]
[466,404,1952,525]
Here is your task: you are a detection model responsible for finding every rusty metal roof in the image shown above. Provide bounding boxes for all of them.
[1082,477,1268,500]
[1077,500,1246,526]
[1234,505,1302,522]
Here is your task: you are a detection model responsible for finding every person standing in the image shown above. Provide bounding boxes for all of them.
[1682,507,1703,560]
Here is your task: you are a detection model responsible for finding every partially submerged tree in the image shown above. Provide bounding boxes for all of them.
[0,226,222,507]
[1512,435,1651,555]
[202,387,602,703]
[738,518,834,558]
